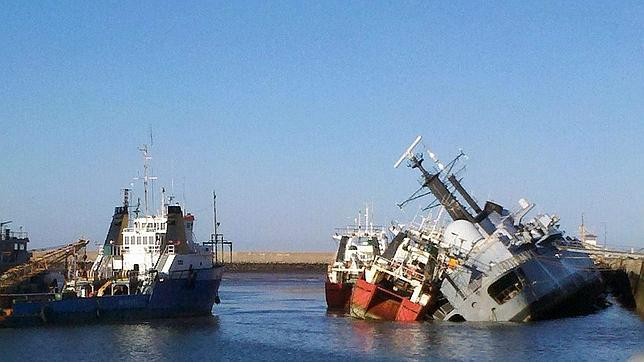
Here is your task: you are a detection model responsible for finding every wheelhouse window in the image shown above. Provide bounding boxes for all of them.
[487,268,527,305]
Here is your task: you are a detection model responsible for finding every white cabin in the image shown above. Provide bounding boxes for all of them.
[121,215,167,273]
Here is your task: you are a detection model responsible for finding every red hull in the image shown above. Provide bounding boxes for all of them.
[325,281,353,311]
[349,278,424,321]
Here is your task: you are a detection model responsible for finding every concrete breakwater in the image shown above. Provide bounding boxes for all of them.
[230,252,333,264]
[224,252,333,273]
[34,250,334,263]
[33,250,335,273]
[225,263,328,273]
[601,258,644,319]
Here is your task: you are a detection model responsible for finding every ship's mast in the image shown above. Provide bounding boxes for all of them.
[137,145,157,216]
[395,136,474,222]
[580,213,586,243]
[365,205,369,233]
[212,190,218,238]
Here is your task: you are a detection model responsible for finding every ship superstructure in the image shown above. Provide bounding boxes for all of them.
[350,222,441,321]
[326,207,388,310]
[0,221,30,274]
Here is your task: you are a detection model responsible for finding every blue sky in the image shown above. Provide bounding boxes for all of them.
[1,2,642,251]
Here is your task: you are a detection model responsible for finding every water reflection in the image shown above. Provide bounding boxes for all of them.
[0,273,641,361]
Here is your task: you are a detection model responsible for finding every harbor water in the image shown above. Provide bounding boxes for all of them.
[1,272,642,361]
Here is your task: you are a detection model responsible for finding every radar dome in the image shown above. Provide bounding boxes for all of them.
[443,220,484,253]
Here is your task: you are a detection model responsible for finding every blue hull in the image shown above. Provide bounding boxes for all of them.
[1,277,221,327]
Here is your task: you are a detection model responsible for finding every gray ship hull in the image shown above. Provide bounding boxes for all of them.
[438,246,603,322]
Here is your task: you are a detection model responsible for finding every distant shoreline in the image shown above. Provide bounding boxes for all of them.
[224,263,328,273]
[32,250,334,273]
[34,250,334,263]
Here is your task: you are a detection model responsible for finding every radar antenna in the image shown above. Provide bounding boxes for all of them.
[394,136,422,169]
[135,145,158,216]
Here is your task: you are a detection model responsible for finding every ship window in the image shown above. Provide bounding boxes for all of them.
[136,236,141,245]
[178,260,184,265]
[14,243,19,250]
[488,268,526,305]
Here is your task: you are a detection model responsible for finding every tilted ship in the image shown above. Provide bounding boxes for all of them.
[0,147,232,326]
[349,136,604,322]
[326,208,388,311]
[349,222,441,321]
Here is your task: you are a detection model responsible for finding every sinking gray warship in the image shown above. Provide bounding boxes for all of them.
[392,136,603,322]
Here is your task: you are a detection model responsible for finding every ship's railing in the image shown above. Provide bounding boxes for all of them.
[202,233,233,264]
[0,292,57,304]
[1,231,29,240]
[166,268,204,280]
[493,250,535,275]
[372,256,426,284]
[122,227,161,233]
[334,225,384,236]
[328,265,364,274]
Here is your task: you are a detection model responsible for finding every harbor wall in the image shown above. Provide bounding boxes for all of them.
[33,250,334,273]
[222,252,333,273]
[34,250,333,264]
[604,258,644,319]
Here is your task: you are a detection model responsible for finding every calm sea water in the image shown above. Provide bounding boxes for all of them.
[1,272,642,361]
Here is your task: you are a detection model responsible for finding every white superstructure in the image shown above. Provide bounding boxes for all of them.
[121,215,166,273]
[327,208,388,284]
